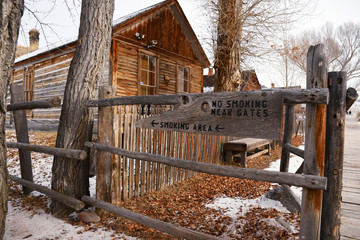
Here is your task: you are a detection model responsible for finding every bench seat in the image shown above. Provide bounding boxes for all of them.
[222,138,271,167]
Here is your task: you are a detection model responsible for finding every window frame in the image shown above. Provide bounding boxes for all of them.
[176,64,190,94]
[23,66,35,102]
[138,50,159,96]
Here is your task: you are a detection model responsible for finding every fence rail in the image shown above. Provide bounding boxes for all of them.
[85,141,327,189]
[6,142,87,160]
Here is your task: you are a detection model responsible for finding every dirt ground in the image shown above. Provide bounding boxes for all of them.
[7,131,303,239]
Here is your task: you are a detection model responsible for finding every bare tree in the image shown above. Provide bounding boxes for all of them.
[50,0,114,217]
[290,22,360,84]
[0,0,24,237]
[214,0,242,92]
[205,0,315,91]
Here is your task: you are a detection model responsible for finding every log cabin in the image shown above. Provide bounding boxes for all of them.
[9,0,210,130]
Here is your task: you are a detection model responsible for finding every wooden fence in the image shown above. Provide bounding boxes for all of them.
[110,104,233,202]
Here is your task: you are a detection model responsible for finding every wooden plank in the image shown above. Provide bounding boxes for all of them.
[123,106,130,200]
[10,85,33,195]
[6,142,86,160]
[138,91,284,139]
[81,196,219,240]
[140,106,146,195]
[340,216,360,239]
[10,175,84,211]
[96,86,115,216]
[342,191,360,205]
[86,89,329,107]
[7,97,61,111]
[128,106,135,199]
[341,202,360,213]
[134,108,141,197]
[342,179,360,189]
[284,143,305,158]
[85,142,328,190]
[300,44,328,240]
[112,110,120,203]
[321,71,347,240]
[246,148,269,160]
[223,138,270,152]
[280,104,295,172]
[345,87,358,111]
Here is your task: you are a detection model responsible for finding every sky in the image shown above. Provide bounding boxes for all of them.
[17,0,360,88]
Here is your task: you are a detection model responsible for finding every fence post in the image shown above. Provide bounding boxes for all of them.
[96,85,115,216]
[280,104,295,172]
[10,85,33,195]
[300,44,328,239]
[320,71,347,239]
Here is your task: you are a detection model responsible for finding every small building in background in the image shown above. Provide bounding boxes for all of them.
[203,69,261,92]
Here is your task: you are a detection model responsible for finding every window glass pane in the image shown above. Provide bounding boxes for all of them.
[149,72,156,86]
[140,70,147,85]
[184,67,189,92]
[148,86,155,95]
[140,86,147,96]
[184,67,189,81]
[178,78,184,92]
[149,56,156,72]
[141,54,148,70]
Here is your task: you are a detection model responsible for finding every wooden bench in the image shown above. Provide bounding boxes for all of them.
[222,138,271,167]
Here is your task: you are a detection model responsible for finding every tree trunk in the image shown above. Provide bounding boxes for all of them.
[0,0,24,237]
[214,0,243,92]
[51,0,114,217]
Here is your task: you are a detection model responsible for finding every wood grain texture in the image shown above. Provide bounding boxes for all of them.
[10,85,33,195]
[280,104,295,172]
[300,44,328,240]
[85,141,327,190]
[86,88,329,107]
[96,86,115,216]
[6,142,86,160]
[320,72,347,239]
[10,175,84,211]
[345,87,358,111]
[137,91,284,139]
[7,97,61,111]
[284,143,305,158]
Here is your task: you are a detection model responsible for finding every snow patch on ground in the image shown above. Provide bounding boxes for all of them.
[204,143,304,238]
[5,204,135,240]
[206,195,288,218]
[5,132,137,240]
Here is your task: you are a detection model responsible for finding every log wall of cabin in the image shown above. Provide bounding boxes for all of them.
[114,39,203,96]
[8,47,110,131]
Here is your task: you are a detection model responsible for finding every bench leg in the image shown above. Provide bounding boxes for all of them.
[225,150,233,164]
[267,143,271,155]
[240,151,247,168]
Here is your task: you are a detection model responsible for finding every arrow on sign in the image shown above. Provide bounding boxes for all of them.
[151,120,159,127]
[215,124,224,132]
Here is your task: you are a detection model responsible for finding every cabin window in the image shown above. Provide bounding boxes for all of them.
[139,54,157,95]
[177,66,190,93]
[23,66,34,101]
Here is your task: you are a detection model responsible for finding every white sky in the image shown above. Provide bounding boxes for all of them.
[18,0,360,88]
